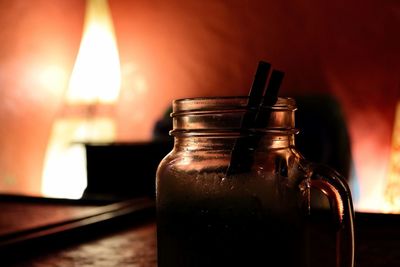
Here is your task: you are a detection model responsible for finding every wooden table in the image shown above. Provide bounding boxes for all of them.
[2,197,400,266]
[6,220,400,267]
[0,196,157,267]
[10,223,158,267]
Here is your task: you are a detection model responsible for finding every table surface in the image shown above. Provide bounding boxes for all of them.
[7,222,157,267]
[2,199,400,267]
[5,221,400,267]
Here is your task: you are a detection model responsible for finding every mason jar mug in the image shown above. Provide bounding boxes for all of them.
[156,97,354,267]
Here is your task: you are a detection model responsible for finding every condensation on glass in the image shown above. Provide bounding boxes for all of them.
[156,96,354,267]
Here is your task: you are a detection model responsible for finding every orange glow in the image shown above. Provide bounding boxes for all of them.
[384,102,400,212]
[41,0,120,199]
[348,112,391,213]
[67,0,121,104]
[349,104,400,214]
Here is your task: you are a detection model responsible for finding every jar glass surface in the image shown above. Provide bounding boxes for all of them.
[156,96,354,267]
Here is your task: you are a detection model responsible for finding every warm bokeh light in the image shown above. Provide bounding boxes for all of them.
[41,0,120,199]
[345,110,391,212]
[385,102,400,212]
[67,0,121,104]
[37,65,69,95]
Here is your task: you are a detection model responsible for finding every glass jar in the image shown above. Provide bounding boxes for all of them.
[156,97,354,267]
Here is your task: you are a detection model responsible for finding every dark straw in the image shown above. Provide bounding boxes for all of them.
[226,64,284,176]
[255,70,285,128]
[241,61,271,128]
[226,61,271,175]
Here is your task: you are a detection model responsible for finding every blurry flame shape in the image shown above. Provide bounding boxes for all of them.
[67,0,121,104]
[384,102,400,212]
[42,0,120,199]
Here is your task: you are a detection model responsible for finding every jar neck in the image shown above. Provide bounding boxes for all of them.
[174,133,296,152]
[171,97,297,136]
[170,97,298,152]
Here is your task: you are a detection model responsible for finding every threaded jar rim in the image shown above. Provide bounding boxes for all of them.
[170,96,298,136]
[172,96,296,117]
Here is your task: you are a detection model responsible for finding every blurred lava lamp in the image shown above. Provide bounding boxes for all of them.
[385,102,400,212]
[41,0,121,199]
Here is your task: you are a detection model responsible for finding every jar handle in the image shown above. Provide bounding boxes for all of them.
[308,163,355,267]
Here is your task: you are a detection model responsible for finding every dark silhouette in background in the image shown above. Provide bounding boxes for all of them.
[295,94,352,180]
